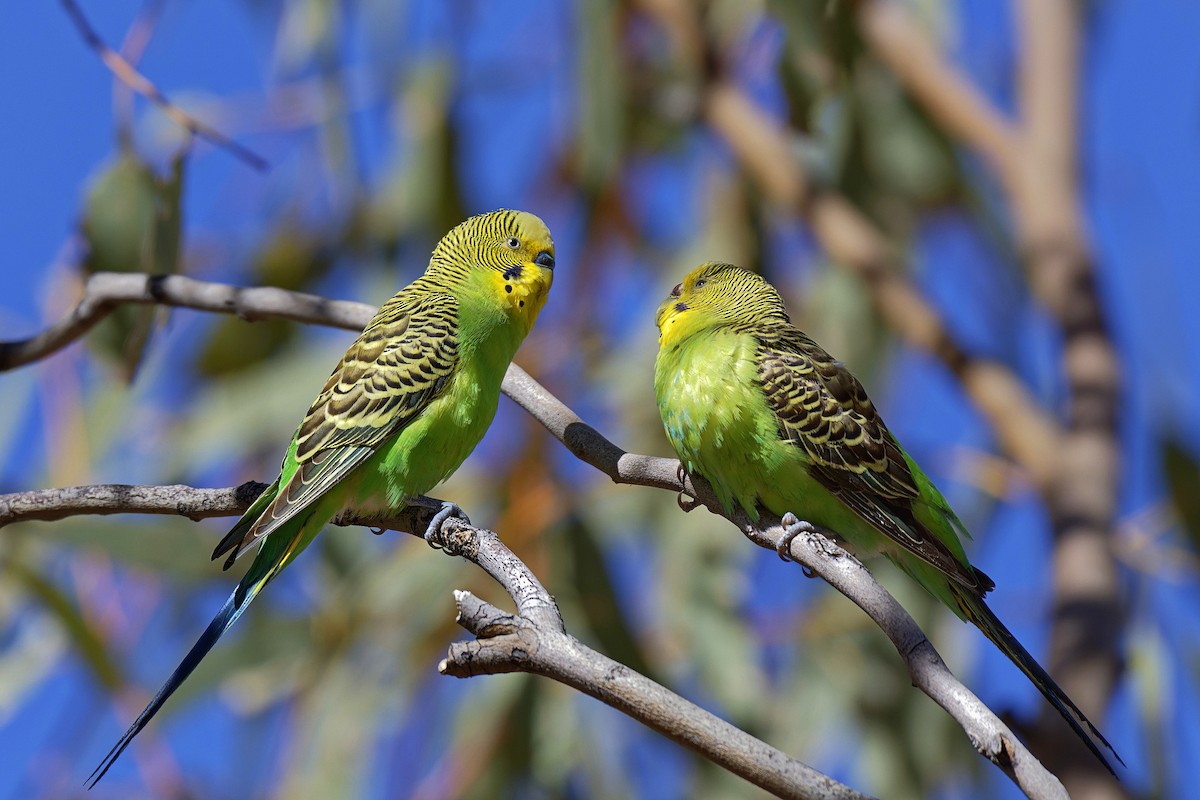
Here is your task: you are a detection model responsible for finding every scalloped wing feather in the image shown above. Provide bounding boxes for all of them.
[212,291,459,565]
[755,330,988,594]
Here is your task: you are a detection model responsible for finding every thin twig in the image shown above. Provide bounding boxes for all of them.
[0,273,372,371]
[59,0,268,171]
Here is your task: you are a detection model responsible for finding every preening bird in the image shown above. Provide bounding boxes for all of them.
[653,262,1120,773]
[88,209,556,786]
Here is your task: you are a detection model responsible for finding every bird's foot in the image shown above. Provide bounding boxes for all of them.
[777,512,821,564]
[423,501,471,550]
[676,464,700,512]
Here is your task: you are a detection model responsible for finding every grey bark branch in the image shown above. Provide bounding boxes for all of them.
[442,589,867,800]
[0,274,1068,798]
[0,272,373,370]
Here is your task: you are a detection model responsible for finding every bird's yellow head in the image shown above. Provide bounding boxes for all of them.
[429,209,555,332]
[656,262,789,348]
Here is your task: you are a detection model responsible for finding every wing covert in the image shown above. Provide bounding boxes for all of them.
[756,331,986,592]
[215,291,460,566]
[756,332,917,501]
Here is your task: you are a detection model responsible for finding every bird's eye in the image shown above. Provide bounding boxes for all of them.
[670,282,682,297]
[505,237,520,249]
[534,250,555,269]
[695,279,707,288]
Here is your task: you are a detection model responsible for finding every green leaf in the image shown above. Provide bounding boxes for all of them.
[1163,438,1200,552]
[79,150,187,380]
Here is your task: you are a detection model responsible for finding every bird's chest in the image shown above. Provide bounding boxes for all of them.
[655,332,780,508]
[359,356,504,510]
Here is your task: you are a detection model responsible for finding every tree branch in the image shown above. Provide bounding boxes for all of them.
[0,483,867,800]
[0,275,1070,798]
[60,0,268,171]
[0,272,373,371]
[441,587,870,800]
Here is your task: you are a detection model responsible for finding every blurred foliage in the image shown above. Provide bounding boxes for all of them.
[1162,438,1200,553]
[80,148,186,381]
[3,1,1187,800]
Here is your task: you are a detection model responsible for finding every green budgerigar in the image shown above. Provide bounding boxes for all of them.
[653,262,1119,772]
[89,210,556,785]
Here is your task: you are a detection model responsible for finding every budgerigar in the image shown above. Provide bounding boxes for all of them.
[653,262,1119,772]
[89,210,556,785]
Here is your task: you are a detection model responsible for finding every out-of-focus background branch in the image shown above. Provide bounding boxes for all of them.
[860,4,1125,795]
[2,2,1197,799]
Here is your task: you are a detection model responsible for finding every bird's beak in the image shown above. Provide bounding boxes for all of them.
[655,297,686,336]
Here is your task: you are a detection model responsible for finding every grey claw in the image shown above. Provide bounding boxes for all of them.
[424,501,470,549]
[777,512,816,562]
[674,465,700,511]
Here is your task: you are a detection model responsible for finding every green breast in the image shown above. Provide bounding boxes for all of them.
[354,293,526,512]
[655,329,786,519]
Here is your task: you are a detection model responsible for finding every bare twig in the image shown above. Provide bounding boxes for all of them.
[441,588,871,800]
[741,517,1067,800]
[60,0,268,171]
[0,273,372,371]
[0,276,1072,797]
[432,519,868,800]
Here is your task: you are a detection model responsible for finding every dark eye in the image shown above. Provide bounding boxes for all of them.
[534,250,555,269]
[505,237,520,249]
[695,279,707,288]
[670,282,682,297]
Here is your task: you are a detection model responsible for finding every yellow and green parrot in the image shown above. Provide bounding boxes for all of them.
[653,262,1119,773]
[89,210,556,786]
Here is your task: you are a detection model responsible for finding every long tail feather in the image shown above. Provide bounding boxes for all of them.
[86,579,265,788]
[953,586,1123,775]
